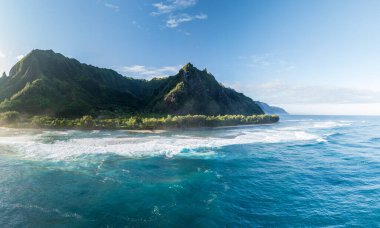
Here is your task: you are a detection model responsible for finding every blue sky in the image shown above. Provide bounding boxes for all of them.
[1,0,380,115]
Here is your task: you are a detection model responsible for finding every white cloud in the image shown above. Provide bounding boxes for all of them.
[118,65,182,79]
[151,0,207,28]
[16,55,24,61]
[151,0,197,15]
[279,103,380,115]
[152,2,175,15]
[0,51,5,58]
[166,13,207,28]
[105,3,120,11]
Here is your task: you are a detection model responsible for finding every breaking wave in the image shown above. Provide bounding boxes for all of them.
[0,122,331,161]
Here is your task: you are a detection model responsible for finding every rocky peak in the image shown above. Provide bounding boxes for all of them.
[176,62,218,89]
[29,49,56,57]
[181,62,195,72]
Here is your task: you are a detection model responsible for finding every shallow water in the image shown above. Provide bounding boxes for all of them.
[0,115,379,227]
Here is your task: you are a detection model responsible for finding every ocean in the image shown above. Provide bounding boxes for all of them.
[0,115,379,227]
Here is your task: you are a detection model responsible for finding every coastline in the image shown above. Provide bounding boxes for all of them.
[0,114,280,131]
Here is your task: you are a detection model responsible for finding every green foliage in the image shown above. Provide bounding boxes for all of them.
[31,116,54,127]
[0,50,265,117]
[16,114,279,130]
[78,115,95,128]
[164,82,185,102]
[0,111,21,124]
[0,50,142,117]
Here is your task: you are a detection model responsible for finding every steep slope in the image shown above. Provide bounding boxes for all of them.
[255,101,288,115]
[147,63,264,115]
[0,50,145,116]
[0,50,264,117]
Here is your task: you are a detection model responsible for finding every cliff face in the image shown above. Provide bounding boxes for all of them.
[148,63,264,115]
[0,49,264,117]
[255,101,288,115]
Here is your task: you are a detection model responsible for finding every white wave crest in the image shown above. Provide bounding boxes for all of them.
[0,127,321,161]
[312,121,351,129]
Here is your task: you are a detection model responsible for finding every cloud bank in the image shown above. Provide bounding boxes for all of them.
[228,81,380,115]
[230,81,380,105]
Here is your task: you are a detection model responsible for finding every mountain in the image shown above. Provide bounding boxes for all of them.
[0,49,264,117]
[147,63,264,115]
[255,101,288,115]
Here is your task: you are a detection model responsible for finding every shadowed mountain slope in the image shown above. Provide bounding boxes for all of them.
[0,50,264,117]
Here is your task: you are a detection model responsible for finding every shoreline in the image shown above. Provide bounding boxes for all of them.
[0,121,278,132]
[0,114,280,131]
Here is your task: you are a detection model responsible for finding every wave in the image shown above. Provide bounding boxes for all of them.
[0,126,324,161]
[277,120,352,133]
[312,121,352,129]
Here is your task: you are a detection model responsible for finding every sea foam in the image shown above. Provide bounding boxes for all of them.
[0,124,324,161]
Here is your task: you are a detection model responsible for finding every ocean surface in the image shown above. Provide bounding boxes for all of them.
[0,115,379,227]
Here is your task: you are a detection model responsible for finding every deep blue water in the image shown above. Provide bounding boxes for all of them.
[0,115,379,227]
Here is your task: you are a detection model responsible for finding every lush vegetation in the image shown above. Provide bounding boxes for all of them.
[0,49,264,117]
[0,111,279,130]
[0,50,283,130]
[0,111,21,125]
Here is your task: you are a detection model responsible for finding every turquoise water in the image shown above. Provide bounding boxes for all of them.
[0,115,379,227]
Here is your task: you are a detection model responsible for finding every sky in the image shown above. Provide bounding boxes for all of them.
[1,0,380,115]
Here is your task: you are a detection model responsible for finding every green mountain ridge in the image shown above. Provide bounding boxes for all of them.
[0,49,265,117]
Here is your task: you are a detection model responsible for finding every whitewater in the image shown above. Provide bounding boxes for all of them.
[0,115,379,227]
[0,118,338,160]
